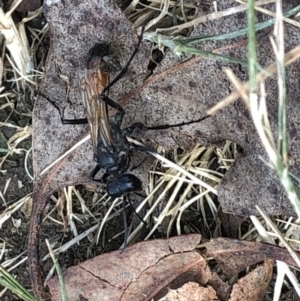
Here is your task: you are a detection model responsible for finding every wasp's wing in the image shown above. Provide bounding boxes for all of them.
[79,66,113,154]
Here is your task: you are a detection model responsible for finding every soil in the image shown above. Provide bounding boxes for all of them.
[0,100,33,300]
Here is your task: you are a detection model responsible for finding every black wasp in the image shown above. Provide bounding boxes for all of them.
[43,30,209,241]
[45,34,148,198]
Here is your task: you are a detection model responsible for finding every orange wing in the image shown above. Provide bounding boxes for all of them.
[79,57,113,154]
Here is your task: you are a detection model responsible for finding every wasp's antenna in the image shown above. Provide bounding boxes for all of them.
[101,26,145,95]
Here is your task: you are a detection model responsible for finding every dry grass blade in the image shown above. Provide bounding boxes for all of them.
[128,138,218,194]
[45,239,68,301]
[0,0,33,86]
[40,134,90,175]
[243,1,300,218]
[0,194,32,228]
[255,206,300,301]
[156,0,276,34]
[96,197,123,244]
[131,0,198,30]
[42,225,99,263]
[207,43,300,116]
[0,124,32,170]
[124,139,230,245]
[256,205,300,267]
[236,0,300,28]
[274,261,300,301]
[250,216,276,244]
[144,0,170,31]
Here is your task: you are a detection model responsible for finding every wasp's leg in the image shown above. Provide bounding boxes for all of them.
[90,164,102,182]
[130,156,146,172]
[101,26,145,95]
[39,92,88,125]
[121,196,128,251]
[100,94,124,112]
[122,115,210,136]
[131,143,156,155]
[120,194,147,252]
[100,94,126,128]
[145,114,210,130]
[58,117,88,125]
[127,195,146,225]
[122,122,148,136]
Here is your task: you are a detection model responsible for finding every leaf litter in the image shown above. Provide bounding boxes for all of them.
[1,0,300,298]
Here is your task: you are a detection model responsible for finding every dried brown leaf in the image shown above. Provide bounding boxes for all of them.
[205,238,298,278]
[47,234,233,301]
[164,282,219,301]
[34,1,300,218]
[229,259,273,301]
[29,1,151,300]
[33,0,152,192]
[47,234,204,301]
[119,1,300,216]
